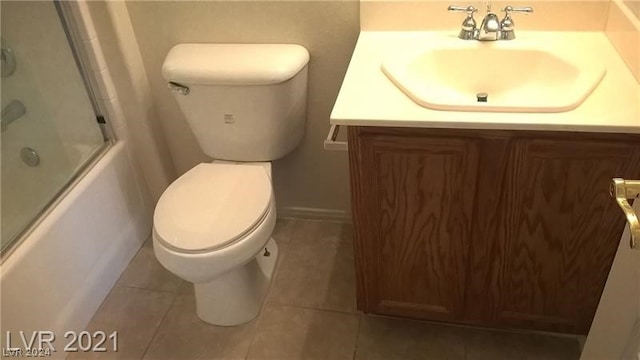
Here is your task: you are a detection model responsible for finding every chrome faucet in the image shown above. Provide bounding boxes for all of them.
[479,5,501,40]
[1,99,26,132]
[448,4,533,41]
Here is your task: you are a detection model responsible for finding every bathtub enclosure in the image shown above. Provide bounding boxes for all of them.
[1,1,152,357]
[1,0,107,252]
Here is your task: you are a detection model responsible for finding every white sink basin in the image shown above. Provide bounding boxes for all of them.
[382,42,606,113]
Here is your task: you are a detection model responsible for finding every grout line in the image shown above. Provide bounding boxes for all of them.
[265,302,361,317]
[244,315,261,360]
[352,313,364,360]
[116,283,185,296]
[139,293,178,360]
[244,277,276,359]
[243,220,295,360]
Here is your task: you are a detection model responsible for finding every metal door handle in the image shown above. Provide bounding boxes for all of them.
[611,178,640,249]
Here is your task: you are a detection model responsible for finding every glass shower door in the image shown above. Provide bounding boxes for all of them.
[1,0,107,252]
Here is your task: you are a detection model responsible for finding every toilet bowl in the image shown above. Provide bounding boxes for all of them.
[153,162,279,325]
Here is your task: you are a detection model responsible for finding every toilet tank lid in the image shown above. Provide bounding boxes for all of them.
[162,43,310,86]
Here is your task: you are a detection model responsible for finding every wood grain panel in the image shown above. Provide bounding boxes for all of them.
[349,127,478,321]
[492,139,640,334]
[463,136,511,325]
[349,126,640,334]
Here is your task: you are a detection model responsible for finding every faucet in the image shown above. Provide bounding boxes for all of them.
[448,4,533,41]
[478,4,501,40]
[1,99,26,132]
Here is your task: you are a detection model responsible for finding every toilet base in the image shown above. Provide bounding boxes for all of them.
[194,237,278,326]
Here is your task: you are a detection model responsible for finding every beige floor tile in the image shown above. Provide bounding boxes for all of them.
[465,329,528,360]
[272,218,296,246]
[355,315,466,360]
[247,303,360,360]
[509,332,581,360]
[75,219,584,360]
[116,238,186,293]
[267,220,357,313]
[67,287,174,360]
[143,295,256,360]
[465,328,581,360]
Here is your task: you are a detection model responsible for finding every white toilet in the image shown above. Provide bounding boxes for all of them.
[152,43,309,326]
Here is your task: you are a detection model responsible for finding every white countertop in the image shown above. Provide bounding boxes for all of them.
[330,31,640,134]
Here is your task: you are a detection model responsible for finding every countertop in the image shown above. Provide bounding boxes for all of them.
[330,31,640,134]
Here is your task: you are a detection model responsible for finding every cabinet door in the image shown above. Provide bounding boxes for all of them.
[349,127,479,322]
[484,139,640,334]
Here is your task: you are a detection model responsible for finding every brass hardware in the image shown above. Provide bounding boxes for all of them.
[610,178,640,249]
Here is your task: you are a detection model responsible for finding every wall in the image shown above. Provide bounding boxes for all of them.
[606,0,640,83]
[125,1,359,220]
[82,1,176,203]
[361,0,612,30]
[623,0,640,18]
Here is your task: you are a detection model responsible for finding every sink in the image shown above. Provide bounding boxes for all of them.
[382,42,606,113]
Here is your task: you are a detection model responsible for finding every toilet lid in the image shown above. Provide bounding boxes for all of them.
[154,163,272,253]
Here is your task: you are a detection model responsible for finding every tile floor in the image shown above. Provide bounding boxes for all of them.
[69,219,582,360]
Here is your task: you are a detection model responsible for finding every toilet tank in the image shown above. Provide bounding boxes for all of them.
[162,44,309,161]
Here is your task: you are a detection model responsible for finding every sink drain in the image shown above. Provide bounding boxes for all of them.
[477,92,488,102]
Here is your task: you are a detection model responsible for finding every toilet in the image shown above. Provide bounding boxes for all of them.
[152,43,309,326]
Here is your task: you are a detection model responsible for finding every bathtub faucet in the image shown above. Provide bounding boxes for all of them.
[447,4,533,40]
[1,99,26,132]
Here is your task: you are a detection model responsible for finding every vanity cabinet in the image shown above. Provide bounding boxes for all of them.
[348,126,640,334]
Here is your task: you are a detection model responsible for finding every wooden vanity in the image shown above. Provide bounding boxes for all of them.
[348,127,640,334]
[330,31,640,335]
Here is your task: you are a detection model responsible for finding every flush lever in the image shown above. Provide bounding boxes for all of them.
[168,81,190,95]
[610,178,640,249]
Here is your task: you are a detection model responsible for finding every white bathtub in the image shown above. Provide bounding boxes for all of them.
[0,142,152,358]
[1,140,104,245]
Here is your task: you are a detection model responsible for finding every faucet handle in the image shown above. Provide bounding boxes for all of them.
[448,5,478,39]
[500,5,533,40]
[448,5,477,16]
[502,5,534,15]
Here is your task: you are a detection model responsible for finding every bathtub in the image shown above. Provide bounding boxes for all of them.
[0,142,152,358]
[1,140,105,245]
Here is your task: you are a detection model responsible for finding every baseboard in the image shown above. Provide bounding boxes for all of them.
[277,206,352,223]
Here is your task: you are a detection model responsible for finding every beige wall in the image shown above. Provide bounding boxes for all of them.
[126,1,359,219]
[607,0,640,83]
[361,0,612,31]
[83,1,176,203]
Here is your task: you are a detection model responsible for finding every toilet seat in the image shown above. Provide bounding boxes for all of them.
[154,163,272,254]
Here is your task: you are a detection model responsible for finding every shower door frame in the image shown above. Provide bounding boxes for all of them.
[1,0,116,260]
